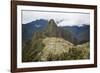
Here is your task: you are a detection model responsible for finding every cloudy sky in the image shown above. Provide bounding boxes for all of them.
[22,10,90,26]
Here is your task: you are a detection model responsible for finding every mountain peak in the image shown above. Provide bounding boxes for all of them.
[49,19,55,23]
[48,19,57,27]
[48,19,57,28]
[43,19,58,37]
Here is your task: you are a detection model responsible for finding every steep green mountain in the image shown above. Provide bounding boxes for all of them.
[62,25,90,44]
[22,19,48,43]
[43,19,58,37]
[43,19,75,44]
[22,19,90,45]
[22,19,90,62]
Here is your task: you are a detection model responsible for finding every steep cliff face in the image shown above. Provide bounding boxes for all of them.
[43,19,58,37]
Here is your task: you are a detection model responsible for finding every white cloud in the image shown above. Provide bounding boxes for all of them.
[22,10,90,26]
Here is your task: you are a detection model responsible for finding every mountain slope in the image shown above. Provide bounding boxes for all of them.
[61,25,90,44]
[22,19,90,45]
[22,19,90,62]
[40,37,73,61]
[43,19,74,44]
[43,19,58,37]
[22,37,89,62]
[22,19,48,42]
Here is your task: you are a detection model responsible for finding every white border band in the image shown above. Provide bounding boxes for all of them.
[17,5,94,68]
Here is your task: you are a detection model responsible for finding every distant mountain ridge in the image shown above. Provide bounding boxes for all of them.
[22,19,90,45]
[22,19,48,42]
[61,25,90,44]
